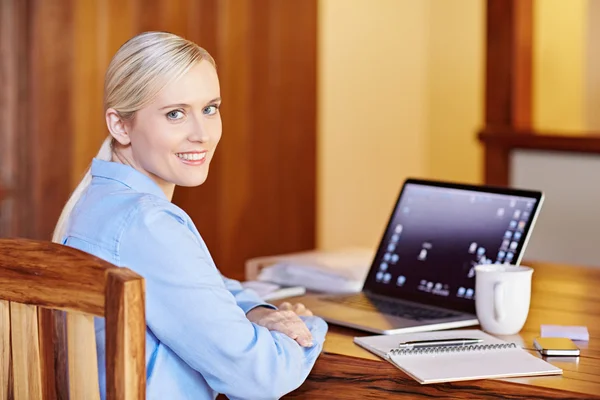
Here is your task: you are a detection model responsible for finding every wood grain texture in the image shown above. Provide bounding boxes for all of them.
[38,308,69,399]
[0,238,146,399]
[67,313,100,400]
[1,0,317,283]
[293,261,600,398]
[72,0,109,190]
[0,0,16,237]
[10,303,43,400]
[172,0,318,280]
[0,0,31,238]
[287,352,599,399]
[29,0,74,240]
[105,268,146,400]
[0,239,114,315]
[0,301,10,400]
[0,0,73,240]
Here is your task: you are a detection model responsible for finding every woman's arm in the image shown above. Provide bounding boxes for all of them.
[119,204,327,399]
[220,274,275,314]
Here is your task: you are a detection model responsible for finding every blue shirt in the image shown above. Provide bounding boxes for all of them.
[63,159,327,400]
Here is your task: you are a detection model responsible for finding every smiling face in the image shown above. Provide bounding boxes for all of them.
[106,60,222,199]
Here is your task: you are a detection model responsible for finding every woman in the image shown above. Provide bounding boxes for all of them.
[53,31,327,399]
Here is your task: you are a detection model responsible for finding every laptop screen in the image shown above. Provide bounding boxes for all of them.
[363,179,543,314]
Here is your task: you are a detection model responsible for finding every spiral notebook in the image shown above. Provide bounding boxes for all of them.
[354,329,562,384]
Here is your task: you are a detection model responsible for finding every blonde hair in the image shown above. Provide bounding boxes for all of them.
[52,31,215,243]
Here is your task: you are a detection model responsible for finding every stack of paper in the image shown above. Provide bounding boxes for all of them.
[248,248,374,294]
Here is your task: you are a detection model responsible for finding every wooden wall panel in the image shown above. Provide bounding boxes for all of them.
[72,0,109,188]
[29,0,75,241]
[0,0,317,280]
[173,0,318,279]
[0,0,31,237]
[0,0,17,236]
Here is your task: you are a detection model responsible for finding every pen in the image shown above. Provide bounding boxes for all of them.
[398,338,483,348]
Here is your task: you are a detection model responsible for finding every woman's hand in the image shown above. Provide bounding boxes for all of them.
[246,303,314,347]
[277,301,313,317]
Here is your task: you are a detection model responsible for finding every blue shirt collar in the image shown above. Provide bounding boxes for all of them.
[90,158,167,200]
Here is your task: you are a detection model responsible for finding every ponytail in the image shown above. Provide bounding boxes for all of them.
[51,137,113,243]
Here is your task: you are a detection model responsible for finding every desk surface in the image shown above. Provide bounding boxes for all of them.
[285,261,600,399]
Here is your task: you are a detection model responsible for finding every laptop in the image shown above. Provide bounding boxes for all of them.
[301,178,544,335]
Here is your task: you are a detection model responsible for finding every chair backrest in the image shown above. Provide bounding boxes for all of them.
[0,238,146,399]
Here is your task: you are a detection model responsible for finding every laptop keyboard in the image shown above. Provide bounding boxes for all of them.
[323,294,460,321]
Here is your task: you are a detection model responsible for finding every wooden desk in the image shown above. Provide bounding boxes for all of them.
[285,261,600,399]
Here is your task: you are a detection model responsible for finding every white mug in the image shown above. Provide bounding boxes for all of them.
[474,264,533,335]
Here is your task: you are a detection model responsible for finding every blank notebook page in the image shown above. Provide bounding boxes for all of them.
[354,329,562,384]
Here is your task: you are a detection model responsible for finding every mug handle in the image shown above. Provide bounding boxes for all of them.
[493,282,505,322]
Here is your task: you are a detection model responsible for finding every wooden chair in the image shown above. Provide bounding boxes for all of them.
[0,238,146,399]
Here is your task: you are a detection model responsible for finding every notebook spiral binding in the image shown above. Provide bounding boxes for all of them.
[389,342,517,356]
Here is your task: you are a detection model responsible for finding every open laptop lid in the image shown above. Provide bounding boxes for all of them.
[363,178,544,315]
